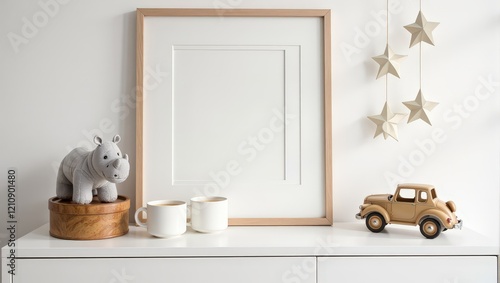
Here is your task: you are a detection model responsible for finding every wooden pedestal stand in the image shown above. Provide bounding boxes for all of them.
[49,195,130,240]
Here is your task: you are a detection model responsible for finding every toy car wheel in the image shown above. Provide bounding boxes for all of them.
[366,212,386,233]
[420,218,441,239]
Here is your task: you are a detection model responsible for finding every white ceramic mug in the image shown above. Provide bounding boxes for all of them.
[190,196,228,233]
[134,200,186,238]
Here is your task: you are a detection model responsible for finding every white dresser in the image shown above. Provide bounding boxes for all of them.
[2,223,498,283]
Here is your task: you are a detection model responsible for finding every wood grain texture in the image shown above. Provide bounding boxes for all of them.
[136,9,145,217]
[323,10,333,225]
[138,8,331,18]
[49,196,130,240]
[229,217,332,226]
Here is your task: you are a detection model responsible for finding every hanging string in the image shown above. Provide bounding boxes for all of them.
[419,0,422,91]
[419,36,422,91]
[386,70,389,102]
[385,0,389,102]
[386,0,389,45]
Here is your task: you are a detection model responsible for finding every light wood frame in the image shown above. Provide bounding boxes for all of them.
[136,8,332,226]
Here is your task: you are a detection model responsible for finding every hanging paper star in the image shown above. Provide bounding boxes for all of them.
[372,44,407,79]
[404,11,440,48]
[368,102,406,141]
[403,90,439,125]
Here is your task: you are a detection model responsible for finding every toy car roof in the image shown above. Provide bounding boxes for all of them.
[397,183,435,190]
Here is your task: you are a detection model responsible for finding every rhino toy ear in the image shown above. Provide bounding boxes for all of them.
[113,135,121,144]
[94,136,103,146]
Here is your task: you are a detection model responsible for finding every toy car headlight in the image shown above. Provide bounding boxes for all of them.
[359,204,370,210]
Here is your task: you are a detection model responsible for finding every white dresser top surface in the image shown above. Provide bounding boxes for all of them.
[3,222,498,258]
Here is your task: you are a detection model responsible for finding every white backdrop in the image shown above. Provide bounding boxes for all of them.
[0,0,498,255]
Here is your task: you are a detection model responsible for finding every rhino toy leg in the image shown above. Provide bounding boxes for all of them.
[72,186,93,204]
[97,183,118,203]
[56,164,73,200]
[72,169,94,204]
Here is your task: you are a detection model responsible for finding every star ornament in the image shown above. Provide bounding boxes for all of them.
[404,11,440,48]
[372,45,407,79]
[403,90,439,125]
[368,102,407,141]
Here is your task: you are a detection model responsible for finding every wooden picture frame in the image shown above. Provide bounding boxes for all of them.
[136,8,332,225]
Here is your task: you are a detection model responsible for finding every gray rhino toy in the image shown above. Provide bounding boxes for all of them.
[56,135,130,204]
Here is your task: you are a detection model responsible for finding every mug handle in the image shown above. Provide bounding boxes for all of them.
[134,207,147,228]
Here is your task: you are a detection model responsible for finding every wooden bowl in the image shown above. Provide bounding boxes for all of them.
[49,195,130,240]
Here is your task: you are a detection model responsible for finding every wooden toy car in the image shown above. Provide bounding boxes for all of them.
[355,184,462,239]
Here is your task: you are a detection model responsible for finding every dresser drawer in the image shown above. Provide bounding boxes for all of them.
[14,257,315,283]
[317,256,497,283]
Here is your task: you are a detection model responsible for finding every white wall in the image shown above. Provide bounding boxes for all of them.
[0,0,498,250]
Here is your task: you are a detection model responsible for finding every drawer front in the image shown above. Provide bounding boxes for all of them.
[14,257,315,283]
[318,256,497,283]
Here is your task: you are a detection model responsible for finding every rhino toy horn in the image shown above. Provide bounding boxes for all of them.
[113,158,126,170]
